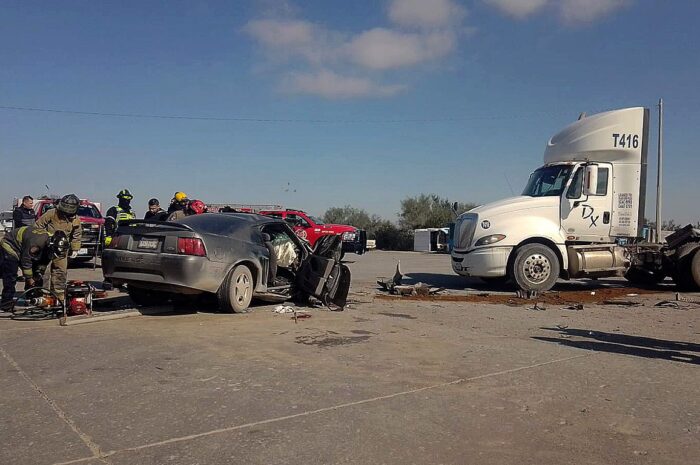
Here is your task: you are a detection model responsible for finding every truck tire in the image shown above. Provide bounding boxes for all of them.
[692,250,700,289]
[218,265,254,313]
[510,243,560,292]
[672,244,700,291]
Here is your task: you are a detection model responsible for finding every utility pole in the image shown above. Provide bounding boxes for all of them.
[655,98,663,243]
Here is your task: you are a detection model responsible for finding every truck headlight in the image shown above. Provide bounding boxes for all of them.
[342,231,356,241]
[475,234,506,247]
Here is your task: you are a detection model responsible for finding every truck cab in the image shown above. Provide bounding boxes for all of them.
[452,107,649,291]
[259,209,367,257]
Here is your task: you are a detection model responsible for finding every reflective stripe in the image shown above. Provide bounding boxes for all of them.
[22,268,33,277]
[16,226,27,243]
[1,242,19,259]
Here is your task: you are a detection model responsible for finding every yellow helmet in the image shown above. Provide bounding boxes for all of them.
[174,192,188,202]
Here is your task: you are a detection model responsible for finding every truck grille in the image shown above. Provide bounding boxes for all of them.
[454,214,477,251]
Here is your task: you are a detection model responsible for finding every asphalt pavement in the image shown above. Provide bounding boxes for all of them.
[1,251,699,465]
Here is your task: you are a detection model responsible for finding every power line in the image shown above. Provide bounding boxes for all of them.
[0,104,571,124]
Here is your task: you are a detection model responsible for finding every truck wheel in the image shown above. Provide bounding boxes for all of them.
[218,265,254,313]
[510,244,560,292]
[672,245,700,291]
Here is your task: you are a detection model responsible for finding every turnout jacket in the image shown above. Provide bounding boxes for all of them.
[34,209,82,252]
[0,226,51,277]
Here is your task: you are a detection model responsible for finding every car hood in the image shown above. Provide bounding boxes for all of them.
[80,216,105,225]
[466,196,559,218]
[318,224,357,233]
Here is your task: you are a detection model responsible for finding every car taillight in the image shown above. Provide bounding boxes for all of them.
[177,238,206,256]
[108,235,122,248]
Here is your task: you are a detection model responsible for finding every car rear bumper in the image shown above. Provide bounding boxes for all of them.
[102,250,224,293]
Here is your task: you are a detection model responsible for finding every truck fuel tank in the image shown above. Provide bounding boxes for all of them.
[567,244,630,278]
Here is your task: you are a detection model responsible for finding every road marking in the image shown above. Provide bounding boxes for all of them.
[52,353,591,465]
[0,346,111,465]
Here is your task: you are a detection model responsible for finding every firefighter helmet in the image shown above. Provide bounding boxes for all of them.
[48,231,70,258]
[117,189,133,201]
[57,194,79,216]
[189,200,206,215]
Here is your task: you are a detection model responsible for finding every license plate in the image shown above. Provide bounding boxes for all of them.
[138,238,159,249]
[78,248,88,255]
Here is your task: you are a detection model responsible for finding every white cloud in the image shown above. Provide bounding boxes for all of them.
[243,1,470,99]
[345,28,456,70]
[559,0,630,24]
[284,70,406,99]
[485,0,631,23]
[243,19,313,47]
[484,0,548,19]
[388,0,467,29]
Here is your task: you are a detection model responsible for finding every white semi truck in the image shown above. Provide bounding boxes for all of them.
[451,106,700,292]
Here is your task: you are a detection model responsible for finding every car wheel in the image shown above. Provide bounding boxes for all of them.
[128,286,167,306]
[218,265,254,313]
[510,243,560,292]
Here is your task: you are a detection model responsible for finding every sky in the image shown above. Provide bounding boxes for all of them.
[1,0,699,224]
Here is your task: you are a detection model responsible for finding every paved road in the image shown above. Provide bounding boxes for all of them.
[1,251,699,464]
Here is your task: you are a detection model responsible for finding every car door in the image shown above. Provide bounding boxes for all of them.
[286,213,316,244]
[296,235,350,309]
[560,163,614,241]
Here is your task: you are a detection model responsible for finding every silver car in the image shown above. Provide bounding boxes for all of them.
[102,213,351,312]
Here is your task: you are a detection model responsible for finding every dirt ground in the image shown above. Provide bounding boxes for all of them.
[1,251,699,465]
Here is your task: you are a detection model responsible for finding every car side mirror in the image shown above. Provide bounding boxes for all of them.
[583,165,599,197]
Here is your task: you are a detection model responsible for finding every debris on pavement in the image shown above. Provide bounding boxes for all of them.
[377,261,403,292]
[273,305,296,314]
[601,299,643,307]
[563,303,584,311]
[528,302,546,311]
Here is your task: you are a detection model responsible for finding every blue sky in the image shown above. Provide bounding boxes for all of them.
[1,0,699,224]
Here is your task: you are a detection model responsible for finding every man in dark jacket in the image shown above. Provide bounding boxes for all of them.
[12,196,36,229]
[144,198,167,221]
[0,227,68,312]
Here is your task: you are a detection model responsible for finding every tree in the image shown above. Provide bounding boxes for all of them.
[322,206,384,237]
[399,194,477,230]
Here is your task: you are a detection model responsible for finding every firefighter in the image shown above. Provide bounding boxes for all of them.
[0,228,69,312]
[166,192,190,221]
[167,198,206,221]
[104,189,136,246]
[34,194,82,302]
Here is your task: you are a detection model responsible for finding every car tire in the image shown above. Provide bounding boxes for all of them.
[510,243,560,292]
[128,286,167,306]
[218,265,254,313]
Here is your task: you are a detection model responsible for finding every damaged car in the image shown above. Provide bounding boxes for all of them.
[101,213,351,312]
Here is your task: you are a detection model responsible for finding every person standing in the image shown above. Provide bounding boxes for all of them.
[144,198,167,220]
[12,196,36,229]
[166,192,190,221]
[104,189,136,246]
[30,194,82,303]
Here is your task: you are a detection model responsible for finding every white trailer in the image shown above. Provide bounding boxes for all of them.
[451,106,700,291]
[414,228,449,252]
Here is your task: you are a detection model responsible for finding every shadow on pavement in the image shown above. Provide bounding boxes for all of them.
[533,327,700,365]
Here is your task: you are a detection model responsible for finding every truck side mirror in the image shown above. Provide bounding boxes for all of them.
[583,165,599,197]
[451,202,458,213]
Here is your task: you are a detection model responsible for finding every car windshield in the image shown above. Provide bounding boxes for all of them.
[522,165,573,197]
[309,216,324,225]
[78,205,102,218]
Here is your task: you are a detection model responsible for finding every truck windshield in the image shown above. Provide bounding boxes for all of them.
[309,216,324,225]
[522,165,573,197]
